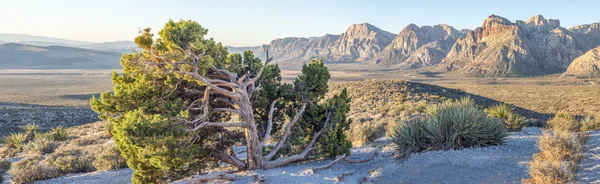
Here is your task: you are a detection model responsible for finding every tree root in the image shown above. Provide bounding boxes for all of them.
[334,171,354,182]
[305,151,378,174]
[178,171,243,183]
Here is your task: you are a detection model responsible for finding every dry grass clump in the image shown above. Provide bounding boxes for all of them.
[6,121,127,183]
[580,115,600,131]
[524,114,588,184]
[485,103,526,132]
[391,98,507,157]
[22,136,57,154]
[45,149,95,174]
[11,156,60,184]
[547,112,581,132]
[93,144,128,171]
[347,120,387,146]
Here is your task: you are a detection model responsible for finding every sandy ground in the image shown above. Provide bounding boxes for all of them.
[35,169,134,184]
[30,127,543,184]
[577,130,600,184]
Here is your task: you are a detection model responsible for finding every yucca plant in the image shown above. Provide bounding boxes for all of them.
[4,132,27,149]
[485,103,525,131]
[23,123,40,133]
[392,98,507,157]
[49,126,68,141]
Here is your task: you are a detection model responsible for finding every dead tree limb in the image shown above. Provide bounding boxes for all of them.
[178,171,242,183]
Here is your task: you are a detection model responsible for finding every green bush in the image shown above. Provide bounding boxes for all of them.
[4,132,27,149]
[392,98,507,157]
[485,103,526,132]
[11,156,60,184]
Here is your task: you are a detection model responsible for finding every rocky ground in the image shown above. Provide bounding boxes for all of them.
[36,127,544,184]
[577,131,600,183]
[0,102,98,137]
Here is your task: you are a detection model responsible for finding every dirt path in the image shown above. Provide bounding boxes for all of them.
[33,128,543,184]
[577,131,600,183]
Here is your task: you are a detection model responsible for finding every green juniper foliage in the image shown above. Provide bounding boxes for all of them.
[91,19,351,183]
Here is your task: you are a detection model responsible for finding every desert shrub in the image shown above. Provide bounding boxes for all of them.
[48,125,69,141]
[0,146,19,158]
[11,156,61,184]
[547,113,580,132]
[93,144,128,171]
[581,116,600,131]
[391,98,507,157]
[536,131,584,163]
[524,130,585,184]
[525,158,574,184]
[72,135,100,146]
[485,103,526,131]
[23,136,57,154]
[347,121,386,146]
[4,132,27,149]
[45,150,94,174]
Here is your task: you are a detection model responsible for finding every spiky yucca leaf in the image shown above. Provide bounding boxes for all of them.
[4,132,27,149]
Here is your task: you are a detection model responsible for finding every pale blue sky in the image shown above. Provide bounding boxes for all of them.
[1,0,599,46]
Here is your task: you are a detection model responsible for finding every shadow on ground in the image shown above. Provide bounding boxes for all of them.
[407,82,553,123]
[60,93,102,101]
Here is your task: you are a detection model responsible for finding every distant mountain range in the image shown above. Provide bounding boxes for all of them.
[0,33,138,54]
[4,15,600,77]
[235,14,600,77]
[0,43,122,69]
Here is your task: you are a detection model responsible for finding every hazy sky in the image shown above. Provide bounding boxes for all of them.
[1,0,600,46]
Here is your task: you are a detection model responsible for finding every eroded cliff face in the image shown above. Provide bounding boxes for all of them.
[564,46,600,77]
[327,23,396,62]
[439,14,593,77]
[373,24,464,67]
[256,23,394,63]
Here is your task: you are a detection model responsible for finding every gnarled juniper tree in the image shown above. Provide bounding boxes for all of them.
[91,19,351,183]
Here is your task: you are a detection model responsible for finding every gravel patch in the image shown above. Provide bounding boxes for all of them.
[577,130,600,184]
[35,169,133,184]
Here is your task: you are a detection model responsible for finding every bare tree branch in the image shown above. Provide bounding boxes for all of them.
[263,110,332,168]
[187,122,246,132]
[210,150,246,169]
[261,100,278,146]
[264,102,307,160]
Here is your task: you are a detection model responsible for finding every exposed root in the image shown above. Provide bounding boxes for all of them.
[178,171,243,183]
[306,151,379,175]
[344,151,378,163]
[334,171,354,182]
